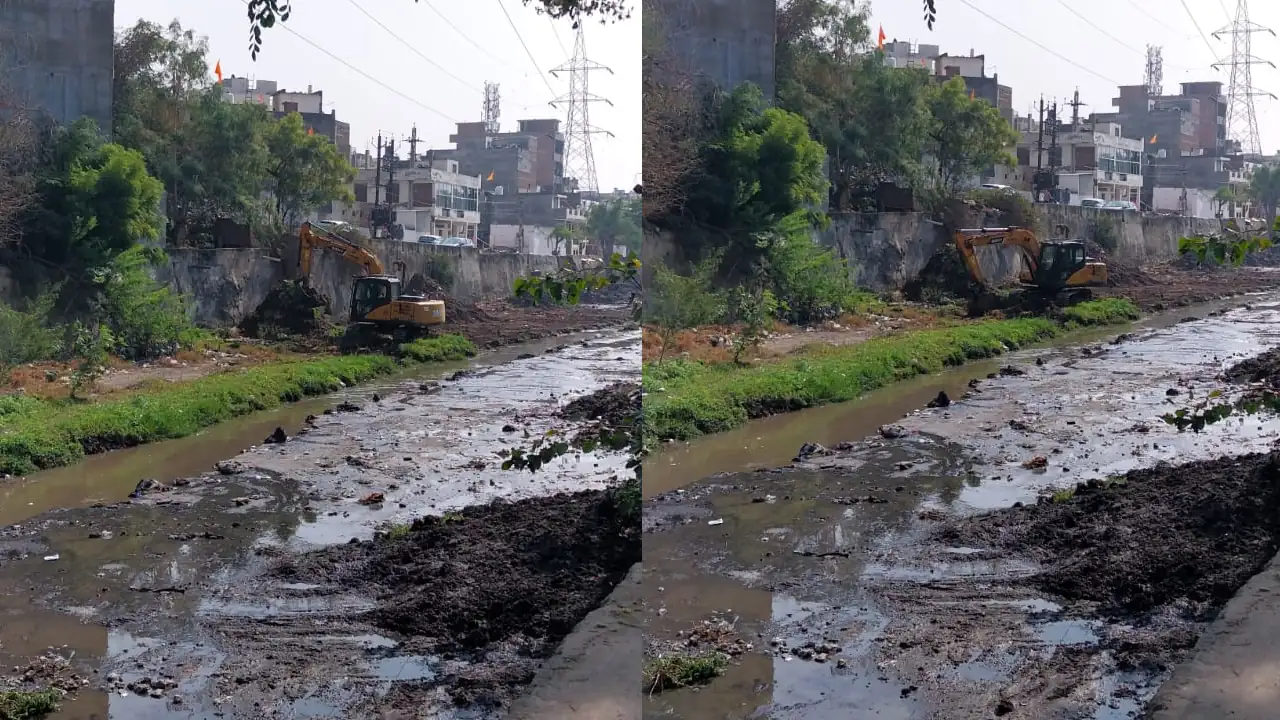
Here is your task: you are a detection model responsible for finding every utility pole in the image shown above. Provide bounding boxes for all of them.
[373,131,383,208]
[1034,98,1046,200]
[1212,0,1276,155]
[385,138,397,204]
[1068,88,1087,129]
[1048,103,1060,175]
[408,125,419,164]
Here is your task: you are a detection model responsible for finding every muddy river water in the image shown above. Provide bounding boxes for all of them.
[0,328,638,720]
[644,295,1280,719]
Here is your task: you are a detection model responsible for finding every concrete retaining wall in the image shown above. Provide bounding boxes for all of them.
[161,237,567,327]
[159,249,285,327]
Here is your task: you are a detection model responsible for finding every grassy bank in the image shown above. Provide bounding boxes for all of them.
[645,300,1138,441]
[0,335,476,476]
[0,689,59,720]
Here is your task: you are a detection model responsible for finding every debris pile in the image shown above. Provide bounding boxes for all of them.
[239,281,332,338]
[939,452,1280,615]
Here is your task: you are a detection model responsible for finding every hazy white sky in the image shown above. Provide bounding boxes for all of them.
[114,0,640,192]
[871,0,1280,155]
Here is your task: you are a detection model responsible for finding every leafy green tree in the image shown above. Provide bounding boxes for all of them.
[262,113,356,227]
[923,77,1019,192]
[17,119,163,314]
[245,0,629,57]
[1248,165,1280,223]
[112,20,211,164]
[776,1,931,209]
[585,197,642,256]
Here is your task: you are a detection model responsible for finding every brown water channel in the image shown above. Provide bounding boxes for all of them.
[0,328,639,720]
[643,295,1280,719]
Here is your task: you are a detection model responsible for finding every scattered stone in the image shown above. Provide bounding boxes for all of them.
[215,460,245,476]
[879,424,907,439]
[1022,456,1049,470]
[1166,388,1180,396]
[130,478,168,498]
[999,365,1026,377]
[795,442,832,460]
[926,391,951,408]
[359,492,386,505]
[263,426,287,444]
[335,401,361,413]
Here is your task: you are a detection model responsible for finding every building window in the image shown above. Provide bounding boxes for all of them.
[433,181,479,212]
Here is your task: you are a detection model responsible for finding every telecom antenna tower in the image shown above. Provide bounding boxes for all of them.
[483,82,501,135]
[550,25,613,193]
[1212,0,1275,155]
[1143,45,1164,98]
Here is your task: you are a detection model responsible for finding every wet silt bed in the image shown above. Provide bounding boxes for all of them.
[0,328,639,719]
[644,298,1280,719]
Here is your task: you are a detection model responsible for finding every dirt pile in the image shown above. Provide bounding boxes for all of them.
[1082,240,1157,288]
[273,489,640,700]
[940,453,1280,615]
[1224,346,1280,385]
[560,382,641,451]
[239,281,332,338]
[903,243,974,303]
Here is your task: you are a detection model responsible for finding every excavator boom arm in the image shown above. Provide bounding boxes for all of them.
[952,227,1042,286]
[298,222,385,277]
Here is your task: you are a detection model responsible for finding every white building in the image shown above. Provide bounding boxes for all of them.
[352,158,482,239]
[1003,120,1145,203]
[882,40,939,72]
[220,77,324,114]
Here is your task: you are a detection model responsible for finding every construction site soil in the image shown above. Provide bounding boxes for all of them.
[238,278,632,352]
[272,488,641,710]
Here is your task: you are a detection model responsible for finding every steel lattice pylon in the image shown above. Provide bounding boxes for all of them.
[1212,0,1276,155]
[550,25,613,193]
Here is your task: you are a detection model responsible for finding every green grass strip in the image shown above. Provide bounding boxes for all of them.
[0,334,476,476]
[0,689,60,720]
[644,301,1136,442]
[1062,297,1141,326]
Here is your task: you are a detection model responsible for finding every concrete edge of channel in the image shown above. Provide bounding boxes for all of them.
[505,562,643,720]
[1146,551,1280,719]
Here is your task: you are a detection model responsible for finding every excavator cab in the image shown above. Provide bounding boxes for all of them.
[350,276,401,323]
[1033,242,1088,291]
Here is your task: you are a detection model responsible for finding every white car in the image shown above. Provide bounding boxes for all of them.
[442,236,477,248]
[417,234,445,245]
[1079,198,1105,208]
[1101,200,1139,212]
[981,183,1015,193]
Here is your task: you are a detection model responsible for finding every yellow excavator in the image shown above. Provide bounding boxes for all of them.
[953,226,1108,302]
[297,221,445,338]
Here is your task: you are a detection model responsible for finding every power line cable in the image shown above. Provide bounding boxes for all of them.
[418,0,508,66]
[344,0,482,94]
[496,0,558,97]
[1123,0,1183,34]
[1052,0,1143,54]
[953,0,1119,84]
[1179,0,1221,60]
[237,0,456,121]
[549,17,569,58]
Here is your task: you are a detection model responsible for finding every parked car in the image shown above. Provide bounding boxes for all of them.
[442,236,477,248]
[417,234,445,245]
[1101,200,1138,212]
[1079,198,1105,208]
[980,183,1015,193]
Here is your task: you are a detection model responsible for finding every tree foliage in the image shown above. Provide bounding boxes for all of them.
[776,0,932,210]
[16,119,163,313]
[1248,165,1280,223]
[1178,217,1278,266]
[923,77,1019,192]
[245,0,629,58]
[586,196,642,256]
[112,19,355,246]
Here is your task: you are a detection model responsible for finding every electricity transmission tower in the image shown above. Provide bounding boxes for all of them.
[483,82,501,134]
[1143,45,1164,98]
[1212,0,1275,155]
[550,25,613,193]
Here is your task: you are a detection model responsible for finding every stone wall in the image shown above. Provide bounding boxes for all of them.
[159,249,284,327]
[288,237,565,319]
[159,238,567,328]
[1038,205,1219,266]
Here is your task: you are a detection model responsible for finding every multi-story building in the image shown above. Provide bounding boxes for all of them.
[351,158,482,240]
[1004,119,1145,204]
[437,119,566,195]
[220,77,351,161]
[882,40,940,72]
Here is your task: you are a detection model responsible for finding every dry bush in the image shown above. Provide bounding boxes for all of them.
[0,67,37,244]
[641,1,703,222]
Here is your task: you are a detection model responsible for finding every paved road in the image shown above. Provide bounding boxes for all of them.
[1149,551,1280,719]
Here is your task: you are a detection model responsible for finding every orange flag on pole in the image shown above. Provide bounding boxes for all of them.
[214,60,223,84]
[307,127,315,136]
[970,89,976,100]
[877,26,886,50]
